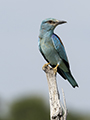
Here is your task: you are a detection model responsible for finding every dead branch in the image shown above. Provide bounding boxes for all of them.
[42,65,67,120]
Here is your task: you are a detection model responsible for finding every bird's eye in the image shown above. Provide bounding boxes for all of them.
[48,21,56,24]
[48,20,53,23]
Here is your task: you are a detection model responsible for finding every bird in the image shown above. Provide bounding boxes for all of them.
[38,18,78,88]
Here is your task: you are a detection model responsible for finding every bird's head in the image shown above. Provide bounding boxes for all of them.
[40,18,67,32]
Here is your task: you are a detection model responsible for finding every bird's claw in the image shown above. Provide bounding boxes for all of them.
[42,62,50,69]
[53,67,57,75]
[53,64,59,75]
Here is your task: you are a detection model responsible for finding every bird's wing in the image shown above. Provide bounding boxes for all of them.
[51,33,70,69]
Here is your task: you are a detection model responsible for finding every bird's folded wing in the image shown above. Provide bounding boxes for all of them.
[51,34,70,69]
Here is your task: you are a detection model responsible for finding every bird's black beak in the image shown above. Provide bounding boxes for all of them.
[57,20,67,25]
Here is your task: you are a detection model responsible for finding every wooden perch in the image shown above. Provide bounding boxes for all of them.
[42,65,67,120]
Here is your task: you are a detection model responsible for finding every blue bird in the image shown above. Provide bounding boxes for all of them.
[38,18,78,88]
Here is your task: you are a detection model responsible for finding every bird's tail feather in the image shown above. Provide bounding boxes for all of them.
[65,72,79,88]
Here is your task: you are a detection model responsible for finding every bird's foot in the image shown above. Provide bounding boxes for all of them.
[42,62,50,69]
[53,64,59,75]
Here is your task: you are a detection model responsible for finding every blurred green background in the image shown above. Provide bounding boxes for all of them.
[0,96,90,120]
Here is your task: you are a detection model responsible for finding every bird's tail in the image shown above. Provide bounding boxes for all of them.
[65,72,79,88]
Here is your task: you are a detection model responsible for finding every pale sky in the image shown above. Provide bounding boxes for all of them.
[0,0,90,113]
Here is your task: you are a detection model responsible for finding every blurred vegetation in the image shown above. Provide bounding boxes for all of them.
[67,112,90,120]
[0,96,90,120]
[9,96,50,120]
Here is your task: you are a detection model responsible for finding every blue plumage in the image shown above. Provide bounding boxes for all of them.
[38,18,78,88]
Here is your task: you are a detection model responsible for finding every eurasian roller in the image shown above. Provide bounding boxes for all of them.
[38,18,78,88]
